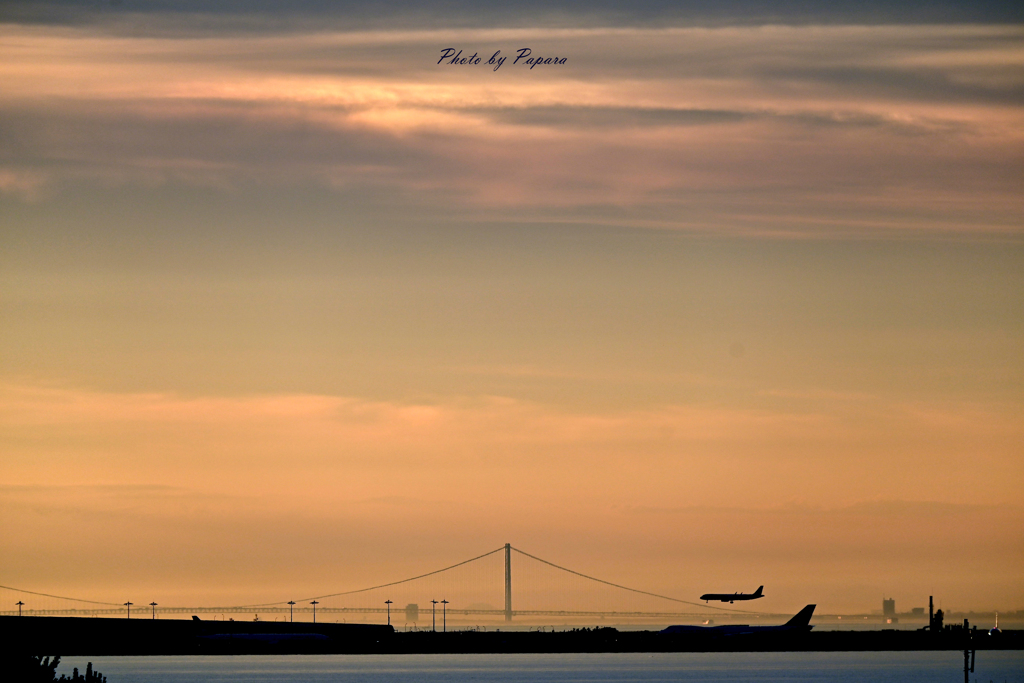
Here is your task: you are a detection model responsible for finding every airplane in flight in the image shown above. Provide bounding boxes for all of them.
[700,585,764,603]
[660,604,816,635]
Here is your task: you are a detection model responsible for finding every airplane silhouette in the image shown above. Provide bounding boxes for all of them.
[661,604,815,635]
[700,585,764,603]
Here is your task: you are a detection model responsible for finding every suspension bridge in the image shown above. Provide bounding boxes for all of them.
[1,544,770,624]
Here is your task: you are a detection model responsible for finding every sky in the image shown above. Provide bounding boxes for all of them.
[1,1,1022,617]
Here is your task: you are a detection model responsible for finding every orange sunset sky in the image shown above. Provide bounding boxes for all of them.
[1,1,1022,616]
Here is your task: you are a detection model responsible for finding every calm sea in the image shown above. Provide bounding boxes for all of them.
[58,651,1024,683]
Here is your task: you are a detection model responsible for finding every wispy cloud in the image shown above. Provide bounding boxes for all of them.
[4,1,1022,32]
[2,381,1020,505]
[2,24,1021,234]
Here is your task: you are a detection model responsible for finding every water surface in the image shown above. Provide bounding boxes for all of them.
[59,651,1024,683]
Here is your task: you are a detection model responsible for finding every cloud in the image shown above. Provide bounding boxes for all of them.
[3,1,1023,33]
[1,24,1021,234]
[621,500,1024,562]
[0,168,48,200]
[2,381,1021,505]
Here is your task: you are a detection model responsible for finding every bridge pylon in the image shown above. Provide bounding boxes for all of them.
[504,542,512,622]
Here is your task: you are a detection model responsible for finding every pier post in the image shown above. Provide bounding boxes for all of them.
[962,618,975,683]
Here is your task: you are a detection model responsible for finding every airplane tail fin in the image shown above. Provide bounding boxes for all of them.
[753,586,763,597]
[783,604,816,630]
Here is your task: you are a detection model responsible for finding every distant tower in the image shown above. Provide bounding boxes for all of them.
[989,613,1001,636]
[928,596,944,631]
[883,597,895,617]
[504,543,512,622]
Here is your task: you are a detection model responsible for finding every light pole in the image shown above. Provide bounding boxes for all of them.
[310,600,319,623]
[288,601,296,623]
[431,600,438,632]
[441,600,448,633]
[150,602,158,620]
[385,600,392,626]
[16,601,24,617]
[124,601,133,619]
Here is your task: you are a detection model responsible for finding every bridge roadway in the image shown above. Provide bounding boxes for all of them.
[4,610,897,626]
[3,606,863,620]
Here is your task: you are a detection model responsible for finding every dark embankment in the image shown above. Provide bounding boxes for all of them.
[1,616,1020,655]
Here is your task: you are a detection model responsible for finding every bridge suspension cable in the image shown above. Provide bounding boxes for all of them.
[0,584,121,607]
[510,546,761,614]
[236,545,506,608]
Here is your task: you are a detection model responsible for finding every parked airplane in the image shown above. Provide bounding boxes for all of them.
[700,585,764,603]
[661,604,816,635]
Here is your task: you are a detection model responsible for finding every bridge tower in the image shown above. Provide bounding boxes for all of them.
[504,542,512,622]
